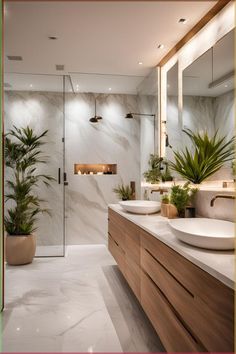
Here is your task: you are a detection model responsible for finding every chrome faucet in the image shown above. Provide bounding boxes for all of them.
[210,195,235,207]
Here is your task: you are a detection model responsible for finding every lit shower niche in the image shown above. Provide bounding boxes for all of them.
[74,164,117,175]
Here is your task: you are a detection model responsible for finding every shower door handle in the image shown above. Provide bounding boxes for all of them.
[64,172,68,186]
[58,168,61,184]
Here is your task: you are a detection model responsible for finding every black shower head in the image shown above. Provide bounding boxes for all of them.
[125,113,134,119]
[89,115,103,123]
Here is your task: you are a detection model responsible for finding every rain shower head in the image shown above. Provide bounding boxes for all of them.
[89,116,102,123]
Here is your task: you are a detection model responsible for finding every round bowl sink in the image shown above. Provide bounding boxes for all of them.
[169,218,235,250]
[119,200,161,214]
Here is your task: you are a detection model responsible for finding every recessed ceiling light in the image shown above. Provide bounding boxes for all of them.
[7,55,23,61]
[178,18,188,24]
[108,87,112,91]
[224,84,228,88]
[56,64,64,71]
[157,44,164,49]
[30,84,33,88]
[138,62,143,65]
[48,36,58,40]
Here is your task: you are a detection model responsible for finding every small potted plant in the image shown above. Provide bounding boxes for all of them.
[170,182,198,218]
[113,184,133,201]
[4,126,54,265]
[161,160,173,182]
[161,194,170,217]
[144,154,162,184]
[232,160,236,182]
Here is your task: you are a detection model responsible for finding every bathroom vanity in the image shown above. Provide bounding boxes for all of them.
[108,205,234,352]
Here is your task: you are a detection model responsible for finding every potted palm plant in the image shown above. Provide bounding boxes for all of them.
[4,126,54,265]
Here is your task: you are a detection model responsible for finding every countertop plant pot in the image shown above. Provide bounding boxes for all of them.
[6,234,36,266]
[161,202,169,217]
[167,204,178,219]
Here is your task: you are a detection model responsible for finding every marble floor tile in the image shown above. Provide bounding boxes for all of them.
[1,245,165,352]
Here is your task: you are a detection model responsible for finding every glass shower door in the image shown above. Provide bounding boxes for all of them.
[4,73,65,257]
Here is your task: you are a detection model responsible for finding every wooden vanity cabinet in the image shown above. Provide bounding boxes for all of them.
[108,208,234,352]
[108,208,141,300]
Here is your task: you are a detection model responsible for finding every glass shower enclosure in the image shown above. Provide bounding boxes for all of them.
[4,73,72,257]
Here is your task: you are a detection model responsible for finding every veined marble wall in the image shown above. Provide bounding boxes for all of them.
[4,91,65,253]
[65,93,140,245]
[5,91,142,246]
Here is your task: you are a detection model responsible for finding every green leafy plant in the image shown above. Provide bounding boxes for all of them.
[4,126,54,235]
[170,182,198,217]
[232,160,236,179]
[170,129,235,184]
[161,160,173,182]
[144,154,162,184]
[113,184,133,201]
[161,194,170,204]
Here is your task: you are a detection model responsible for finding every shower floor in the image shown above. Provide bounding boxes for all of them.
[1,245,165,352]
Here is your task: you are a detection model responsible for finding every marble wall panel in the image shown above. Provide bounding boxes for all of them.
[65,93,141,244]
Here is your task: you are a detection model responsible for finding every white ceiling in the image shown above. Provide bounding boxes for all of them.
[4,0,217,93]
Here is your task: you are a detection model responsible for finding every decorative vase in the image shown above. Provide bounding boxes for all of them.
[6,234,36,266]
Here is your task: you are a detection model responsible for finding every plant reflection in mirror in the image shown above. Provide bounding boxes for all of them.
[170,129,235,184]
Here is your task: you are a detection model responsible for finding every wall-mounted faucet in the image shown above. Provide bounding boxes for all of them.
[210,194,235,207]
[151,188,168,195]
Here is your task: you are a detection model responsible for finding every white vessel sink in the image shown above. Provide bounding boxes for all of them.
[119,200,161,214]
[169,218,235,250]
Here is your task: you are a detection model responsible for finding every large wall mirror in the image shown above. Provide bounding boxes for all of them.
[182,29,234,180]
[165,29,234,181]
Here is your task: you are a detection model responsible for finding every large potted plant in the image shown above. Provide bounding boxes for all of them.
[4,126,54,265]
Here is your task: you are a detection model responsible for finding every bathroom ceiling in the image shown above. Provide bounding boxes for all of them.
[4,0,217,93]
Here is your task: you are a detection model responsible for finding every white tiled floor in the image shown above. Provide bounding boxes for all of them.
[1,245,165,352]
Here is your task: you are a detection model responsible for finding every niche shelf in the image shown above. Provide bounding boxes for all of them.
[74,163,117,175]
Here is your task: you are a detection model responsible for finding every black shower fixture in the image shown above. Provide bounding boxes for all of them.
[89,99,103,123]
[125,112,155,119]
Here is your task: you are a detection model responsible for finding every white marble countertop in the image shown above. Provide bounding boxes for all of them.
[141,181,235,193]
[108,204,235,289]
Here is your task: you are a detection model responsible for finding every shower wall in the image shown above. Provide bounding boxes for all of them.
[65,93,140,244]
[4,91,142,245]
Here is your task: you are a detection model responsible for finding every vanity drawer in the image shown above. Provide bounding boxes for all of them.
[140,229,234,310]
[125,231,140,266]
[108,219,125,250]
[125,257,140,301]
[141,269,202,352]
[141,230,234,351]
[108,234,125,275]
[141,246,234,351]
[109,208,127,231]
